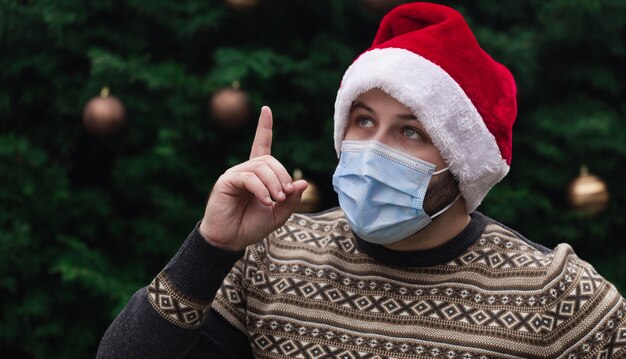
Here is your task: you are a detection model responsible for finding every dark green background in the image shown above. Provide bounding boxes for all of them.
[1,0,624,357]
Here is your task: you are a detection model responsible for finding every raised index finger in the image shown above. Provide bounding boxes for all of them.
[249,106,273,159]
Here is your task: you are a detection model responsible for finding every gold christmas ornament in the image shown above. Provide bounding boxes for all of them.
[225,0,259,11]
[293,169,321,213]
[361,0,405,13]
[82,87,126,136]
[210,82,250,130]
[567,166,609,215]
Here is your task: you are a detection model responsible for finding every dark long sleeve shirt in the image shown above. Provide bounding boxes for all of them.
[97,224,252,358]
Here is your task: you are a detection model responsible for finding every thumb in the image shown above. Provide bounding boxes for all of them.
[272,179,308,226]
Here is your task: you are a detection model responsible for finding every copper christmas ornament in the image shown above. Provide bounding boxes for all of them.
[293,169,321,213]
[210,82,250,130]
[82,87,126,136]
[225,0,259,11]
[567,166,609,215]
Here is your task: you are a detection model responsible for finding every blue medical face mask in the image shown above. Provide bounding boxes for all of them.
[332,140,458,244]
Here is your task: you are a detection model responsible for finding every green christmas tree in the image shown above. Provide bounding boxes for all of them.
[1,0,624,357]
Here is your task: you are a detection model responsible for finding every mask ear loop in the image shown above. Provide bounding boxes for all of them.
[430,193,462,219]
[433,166,449,175]
[429,166,458,218]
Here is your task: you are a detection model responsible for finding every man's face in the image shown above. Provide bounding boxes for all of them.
[344,88,459,214]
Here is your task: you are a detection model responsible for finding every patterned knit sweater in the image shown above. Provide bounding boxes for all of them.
[97,208,626,359]
[212,208,626,358]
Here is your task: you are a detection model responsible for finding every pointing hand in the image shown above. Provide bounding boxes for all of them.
[199,106,308,251]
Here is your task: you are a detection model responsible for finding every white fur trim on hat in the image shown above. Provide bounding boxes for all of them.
[333,48,509,213]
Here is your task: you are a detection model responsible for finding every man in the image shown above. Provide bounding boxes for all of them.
[98,3,626,358]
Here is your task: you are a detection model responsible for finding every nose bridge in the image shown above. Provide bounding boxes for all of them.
[373,120,393,145]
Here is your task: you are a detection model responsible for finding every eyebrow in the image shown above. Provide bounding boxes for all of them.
[350,101,417,121]
[396,113,418,121]
[351,101,376,114]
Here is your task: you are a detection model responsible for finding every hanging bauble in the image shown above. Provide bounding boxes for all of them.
[567,166,609,215]
[293,169,321,213]
[82,87,126,136]
[225,0,259,11]
[210,81,250,130]
[360,0,405,13]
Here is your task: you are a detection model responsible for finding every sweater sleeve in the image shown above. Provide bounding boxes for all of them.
[96,223,253,359]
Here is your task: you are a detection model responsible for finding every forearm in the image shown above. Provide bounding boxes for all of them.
[97,223,244,358]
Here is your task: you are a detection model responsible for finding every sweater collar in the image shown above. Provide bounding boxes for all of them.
[354,212,488,267]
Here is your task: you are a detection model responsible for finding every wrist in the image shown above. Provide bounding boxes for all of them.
[161,222,245,302]
[199,220,242,252]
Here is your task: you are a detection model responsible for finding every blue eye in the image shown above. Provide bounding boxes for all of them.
[403,127,421,139]
[358,117,374,127]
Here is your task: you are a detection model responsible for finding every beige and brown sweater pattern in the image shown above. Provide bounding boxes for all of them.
[212,208,626,359]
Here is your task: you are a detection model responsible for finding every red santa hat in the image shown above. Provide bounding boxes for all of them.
[333,2,517,213]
